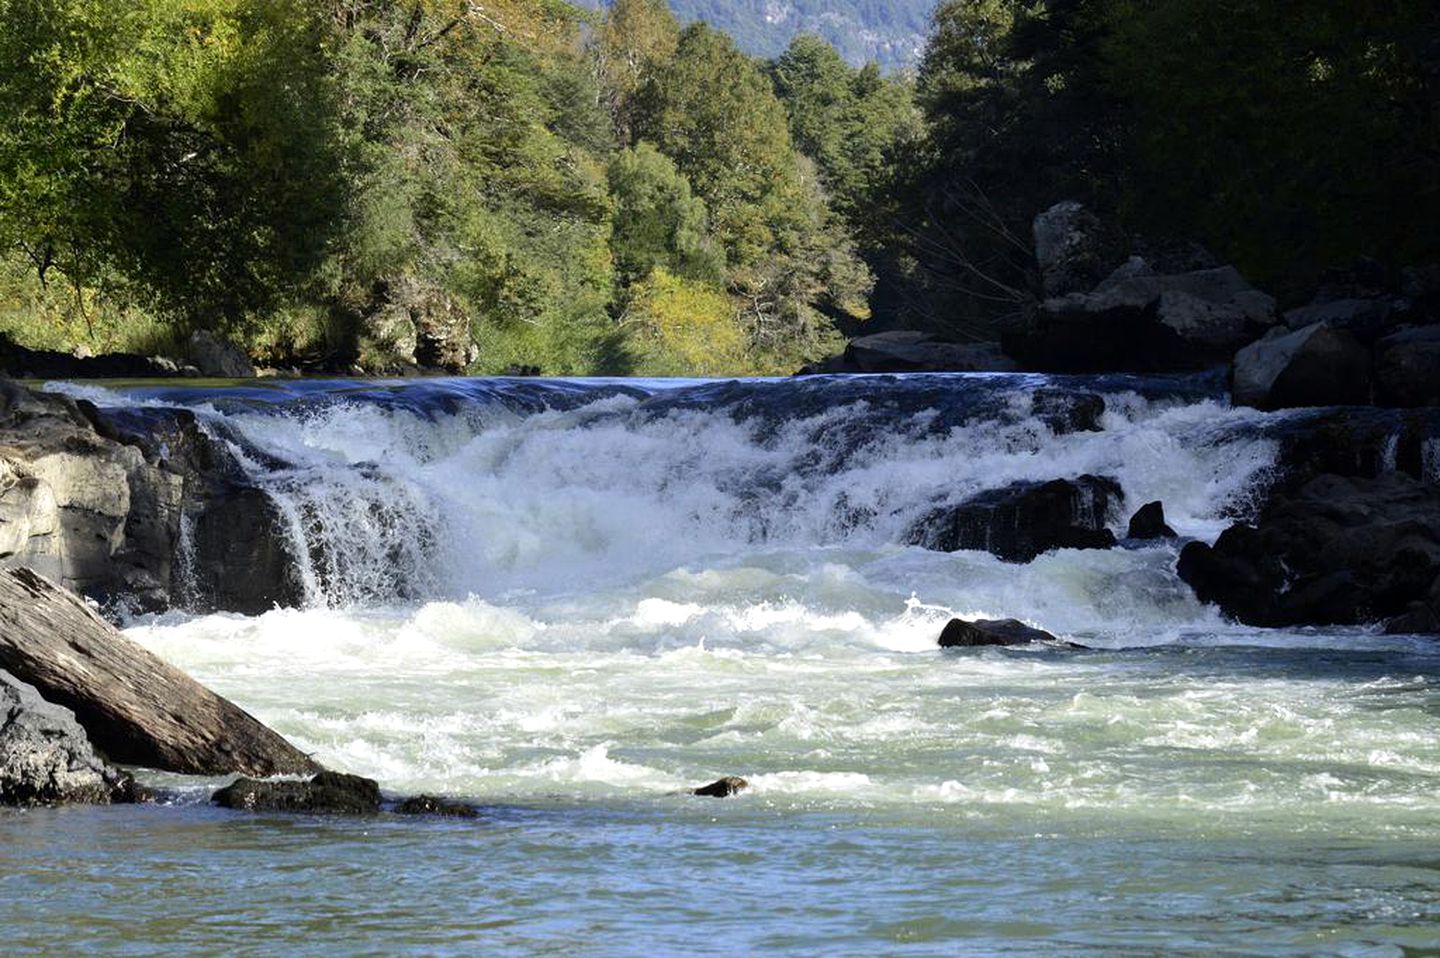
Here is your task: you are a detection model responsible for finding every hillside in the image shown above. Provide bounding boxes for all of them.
[590,0,935,69]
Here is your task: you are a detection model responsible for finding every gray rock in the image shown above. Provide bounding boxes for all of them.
[1232,323,1372,410]
[393,794,479,818]
[1375,325,1440,408]
[938,618,1057,647]
[0,669,134,806]
[842,332,1018,374]
[187,331,256,379]
[1033,202,1126,297]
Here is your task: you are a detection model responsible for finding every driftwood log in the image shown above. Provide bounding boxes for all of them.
[0,567,318,776]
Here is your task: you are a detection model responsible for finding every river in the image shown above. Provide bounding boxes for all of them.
[2,373,1437,955]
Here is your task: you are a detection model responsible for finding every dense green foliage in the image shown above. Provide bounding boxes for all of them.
[2,0,1436,371]
[902,0,1440,334]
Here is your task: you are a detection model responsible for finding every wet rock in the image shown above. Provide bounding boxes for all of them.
[1177,473,1440,628]
[1231,323,1372,410]
[187,331,255,379]
[1127,501,1177,540]
[0,669,138,806]
[1032,388,1104,434]
[1009,264,1277,373]
[938,618,1057,648]
[693,776,749,798]
[908,475,1122,563]
[214,771,381,814]
[188,486,305,615]
[1374,326,1440,408]
[393,794,479,818]
[1033,201,1127,298]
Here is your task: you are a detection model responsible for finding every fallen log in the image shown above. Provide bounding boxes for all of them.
[0,567,318,776]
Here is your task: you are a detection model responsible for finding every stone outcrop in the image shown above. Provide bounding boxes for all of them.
[1033,200,1127,298]
[213,771,382,814]
[0,669,140,807]
[907,475,1122,563]
[1231,323,1373,410]
[356,277,478,375]
[0,567,319,776]
[1374,325,1440,408]
[938,618,1058,647]
[1176,473,1440,631]
[0,380,304,614]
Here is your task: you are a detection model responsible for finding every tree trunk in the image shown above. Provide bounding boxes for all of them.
[0,567,318,777]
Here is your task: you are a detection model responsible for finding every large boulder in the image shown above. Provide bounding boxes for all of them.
[1374,326,1440,408]
[1033,201,1126,297]
[355,277,478,375]
[187,330,256,379]
[938,617,1058,647]
[1231,323,1372,410]
[1007,263,1277,372]
[1283,297,1397,342]
[214,771,382,814]
[0,669,138,806]
[1176,472,1440,629]
[907,475,1122,563]
[1126,501,1177,540]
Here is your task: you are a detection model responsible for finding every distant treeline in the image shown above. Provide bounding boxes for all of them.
[1,0,1436,373]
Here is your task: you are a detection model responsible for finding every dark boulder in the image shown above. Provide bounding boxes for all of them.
[938,618,1058,647]
[1177,473,1440,628]
[1127,501,1177,540]
[0,334,191,380]
[1385,576,1440,635]
[908,475,1122,563]
[0,669,139,806]
[1268,406,1440,490]
[188,486,305,614]
[1032,388,1105,434]
[1231,323,1372,410]
[1374,326,1440,408]
[693,776,749,798]
[214,771,381,814]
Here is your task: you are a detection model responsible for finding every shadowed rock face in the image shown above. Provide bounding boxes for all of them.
[1177,473,1440,630]
[0,669,139,807]
[1232,323,1373,410]
[907,475,1122,563]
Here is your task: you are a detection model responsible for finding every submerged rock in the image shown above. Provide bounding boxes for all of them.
[693,776,749,798]
[1031,388,1105,434]
[938,618,1057,648]
[907,475,1122,563]
[393,795,479,818]
[1126,501,1177,540]
[0,669,139,807]
[1177,473,1440,629]
[214,771,382,814]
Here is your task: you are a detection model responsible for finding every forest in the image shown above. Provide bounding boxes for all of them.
[0,0,1436,376]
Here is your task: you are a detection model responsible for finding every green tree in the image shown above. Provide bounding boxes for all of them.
[608,143,724,288]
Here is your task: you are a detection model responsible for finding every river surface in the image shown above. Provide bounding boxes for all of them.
[2,373,1438,956]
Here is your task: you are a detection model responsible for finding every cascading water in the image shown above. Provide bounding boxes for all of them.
[16,373,1440,957]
